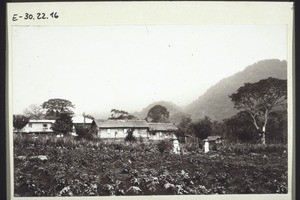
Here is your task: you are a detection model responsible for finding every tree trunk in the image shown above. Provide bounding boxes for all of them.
[260,123,266,144]
[260,130,266,145]
[260,110,268,145]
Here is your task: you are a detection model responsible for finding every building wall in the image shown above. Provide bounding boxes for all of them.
[21,122,53,133]
[149,131,176,140]
[133,129,149,139]
[97,128,148,139]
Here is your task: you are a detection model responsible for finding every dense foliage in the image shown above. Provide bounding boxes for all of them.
[146,105,170,123]
[133,101,184,124]
[224,111,258,142]
[157,140,172,154]
[42,98,75,120]
[23,104,45,120]
[141,103,287,146]
[191,116,213,141]
[13,115,30,131]
[229,77,287,144]
[176,116,193,142]
[75,124,97,140]
[124,129,137,143]
[82,113,95,120]
[14,135,287,196]
[51,113,73,135]
[222,110,287,143]
[109,109,138,120]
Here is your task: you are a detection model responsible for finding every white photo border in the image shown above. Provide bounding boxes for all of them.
[6,2,294,200]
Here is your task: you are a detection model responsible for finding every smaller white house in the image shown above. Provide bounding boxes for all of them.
[20,119,55,134]
[148,123,178,140]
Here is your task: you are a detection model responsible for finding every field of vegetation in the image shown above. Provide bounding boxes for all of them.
[14,134,288,196]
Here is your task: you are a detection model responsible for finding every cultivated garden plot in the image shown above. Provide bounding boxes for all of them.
[14,135,287,196]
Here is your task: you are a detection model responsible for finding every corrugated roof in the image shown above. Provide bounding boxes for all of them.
[149,123,178,132]
[29,119,55,123]
[96,119,149,128]
[95,119,105,124]
[205,135,223,141]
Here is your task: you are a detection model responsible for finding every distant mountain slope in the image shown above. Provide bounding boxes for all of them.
[184,59,287,121]
[132,101,188,124]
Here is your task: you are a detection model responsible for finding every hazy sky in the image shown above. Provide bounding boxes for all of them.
[12,25,286,115]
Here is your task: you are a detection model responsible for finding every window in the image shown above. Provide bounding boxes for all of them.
[29,124,32,128]
[43,124,48,128]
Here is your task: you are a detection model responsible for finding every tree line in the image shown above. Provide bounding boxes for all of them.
[175,77,287,144]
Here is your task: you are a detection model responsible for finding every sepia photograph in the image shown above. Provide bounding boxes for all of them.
[7,2,294,199]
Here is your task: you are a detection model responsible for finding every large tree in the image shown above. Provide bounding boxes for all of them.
[13,115,29,132]
[51,112,73,135]
[82,112,95,120]
[267,110,287,143]
[42,98,75,119]
[191,116,213,141]
[23,104,45,119]
[176,115,193,142]
[109,109,138,120]
[146,105,170,123]
[229,77,287,144]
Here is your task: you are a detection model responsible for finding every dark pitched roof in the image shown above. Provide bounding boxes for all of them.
[149,123,178,132]
[28,120,55,123]
[183,134,193,138]
[95,119,149,128]
[204,135,223,141]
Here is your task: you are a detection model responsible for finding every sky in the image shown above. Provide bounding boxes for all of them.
[12,25,287,116]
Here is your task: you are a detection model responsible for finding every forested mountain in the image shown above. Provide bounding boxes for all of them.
[184,59,287,121]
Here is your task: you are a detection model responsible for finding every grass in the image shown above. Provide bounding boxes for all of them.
[13,134,288,196]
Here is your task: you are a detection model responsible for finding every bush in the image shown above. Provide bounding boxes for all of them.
[182,143,198,153]
[219,143,287,154]
[75,125,97,140]
[157,140,171,154]
[124,129,136,143]
[138,136,144,143]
